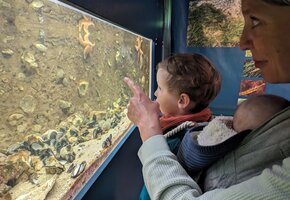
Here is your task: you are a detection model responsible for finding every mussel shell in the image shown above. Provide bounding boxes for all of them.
[67,163,76,173]
[69,128,79,137]
[93,126,102,139]
[87,120,96,129]
[71,161,86,178]
[81,130,89,137]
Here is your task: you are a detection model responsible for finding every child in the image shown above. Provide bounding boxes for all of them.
[178,94,290,179]
[140,53,221,200]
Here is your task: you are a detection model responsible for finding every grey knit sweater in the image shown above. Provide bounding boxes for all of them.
[138,107,290,200]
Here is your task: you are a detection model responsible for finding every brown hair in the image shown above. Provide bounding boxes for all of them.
[157,53,221,112]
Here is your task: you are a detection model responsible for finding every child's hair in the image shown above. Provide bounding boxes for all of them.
[157,53,221,112]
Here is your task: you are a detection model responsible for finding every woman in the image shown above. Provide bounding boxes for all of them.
[124,0,290,199]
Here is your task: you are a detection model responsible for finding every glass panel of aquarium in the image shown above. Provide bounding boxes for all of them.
[0,0,152,199]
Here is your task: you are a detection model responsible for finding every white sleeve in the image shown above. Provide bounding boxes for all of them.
[138,135,290,200]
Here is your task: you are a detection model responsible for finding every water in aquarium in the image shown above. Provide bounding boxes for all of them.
[0,0,152,199]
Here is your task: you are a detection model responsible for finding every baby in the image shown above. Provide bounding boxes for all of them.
[233,94,290,133]
[178,94,290,177]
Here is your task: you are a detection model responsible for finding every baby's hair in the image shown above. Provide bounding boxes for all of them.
[157,53,221,112]
[233,94,290,132]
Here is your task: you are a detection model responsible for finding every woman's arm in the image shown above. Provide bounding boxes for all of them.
[139,135,290,200]
[124,77,290,200]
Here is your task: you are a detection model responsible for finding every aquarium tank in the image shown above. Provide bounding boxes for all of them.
[0,0,152,199]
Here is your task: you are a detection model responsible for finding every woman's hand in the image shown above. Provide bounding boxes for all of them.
[124,77,163,142]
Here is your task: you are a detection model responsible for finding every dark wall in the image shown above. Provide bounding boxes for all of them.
[81,131,143,200]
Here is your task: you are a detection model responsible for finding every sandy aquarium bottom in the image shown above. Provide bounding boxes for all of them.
[0,109,133,200]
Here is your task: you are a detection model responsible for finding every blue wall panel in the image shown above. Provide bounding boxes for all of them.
[172,0,244,115]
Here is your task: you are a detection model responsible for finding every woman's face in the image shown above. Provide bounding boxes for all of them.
[240,0,290,83]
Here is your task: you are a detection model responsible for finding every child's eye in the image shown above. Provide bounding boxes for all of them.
[250,16,261,28]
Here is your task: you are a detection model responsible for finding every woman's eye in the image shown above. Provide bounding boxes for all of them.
[250,17,260,28]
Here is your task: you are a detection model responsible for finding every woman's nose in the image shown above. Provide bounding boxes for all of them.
[239,28,252,51]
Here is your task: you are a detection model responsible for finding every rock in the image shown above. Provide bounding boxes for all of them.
[55,69,65,84]
[1,49,14,58]
[19,95,36,113]
[33,43,47,52]
[59,100,74,114]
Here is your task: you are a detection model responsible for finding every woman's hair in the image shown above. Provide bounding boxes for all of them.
[263,0,290,6]
[157,53,221,112]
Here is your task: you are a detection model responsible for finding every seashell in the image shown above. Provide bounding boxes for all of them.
[6,143,24,154]
[56,131,64,140]
[78,81,89,97]
[77,136,85,143]
[30,142,43,154]
[92,114,97,122]
[69,128,78,137]
[59,137,69,147]
[93,126,102,139]
[31,0,44,9]
[42,130,58,141]
[63,153,75,163]
[71,161,86,178]
[102,134,112,149]
[67,163,75,173]
[86,120,96,128]
[68,136,78,144]
[33,43,47,52]
[50,139,56,147]
[65,144,72,151]
[58,127,67,134]
[48,131,57,140]
[59,159,67,165]
[81,130,89,137]
[54,142,62,154]
[39,148,54,160]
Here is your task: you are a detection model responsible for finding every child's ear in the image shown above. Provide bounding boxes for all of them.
[178,93,191,109]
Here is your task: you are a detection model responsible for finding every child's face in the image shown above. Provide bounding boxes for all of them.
[154,68,180,117]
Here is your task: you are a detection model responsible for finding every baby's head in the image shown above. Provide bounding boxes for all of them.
[233,94,290,132]
[154,53,221,116]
